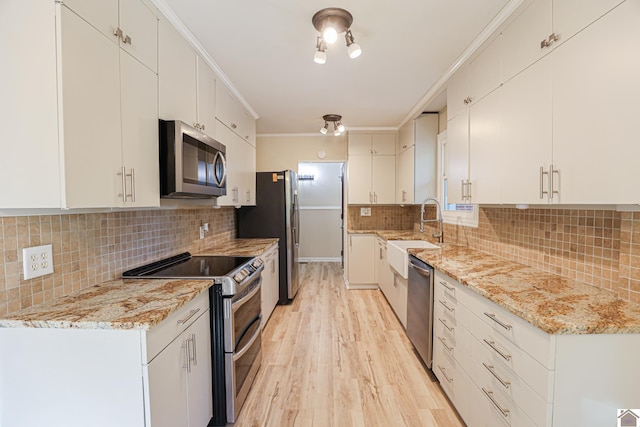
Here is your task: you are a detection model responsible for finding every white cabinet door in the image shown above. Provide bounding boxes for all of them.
[347,155,372,204]
[59,5,122,208]
[62,0,118,42]
[372,133,396,155]
[372,155,396,204]
[347,133,373,155]
[347,234,375,285]
[469,35,501,103]
[236,134,256,206]
[397,120,414,154]
[501,0,552,83]
[552,0,640,204]
[216,81,255,144]
[215,120,239,206]
[469,88,502,204]
[444,110,469,204]
[196,56,217,136]
[147,333,189,427]
[119,0,157,72]
[261,246,279,325]
[552,0,624,48]
[500,55,552,204]
[396,148,414,204]
[446,64,469,120]
[393,274,408,327]
[120,50,159,208]
[186,310,213,427]
[158,16,197,126]
[0,0,61,208]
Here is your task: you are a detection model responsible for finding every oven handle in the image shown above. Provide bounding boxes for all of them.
[233,316,262,361]
[232,277,262,312]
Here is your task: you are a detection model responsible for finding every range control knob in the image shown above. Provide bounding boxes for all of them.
[252,259,263,269]
[233,272,244,283]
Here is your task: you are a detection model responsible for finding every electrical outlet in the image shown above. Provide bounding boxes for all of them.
[22,244,54,280]
[360,207,371,217]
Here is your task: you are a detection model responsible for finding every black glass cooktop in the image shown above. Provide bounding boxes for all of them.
[122,252,253,279]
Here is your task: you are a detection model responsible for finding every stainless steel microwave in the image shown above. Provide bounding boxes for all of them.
[159,120,227,198]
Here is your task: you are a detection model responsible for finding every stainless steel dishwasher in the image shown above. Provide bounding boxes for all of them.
[406,254,434,369]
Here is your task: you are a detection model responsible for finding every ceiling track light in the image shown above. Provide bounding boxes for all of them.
[312,8,362,64]
[320,114,345,136]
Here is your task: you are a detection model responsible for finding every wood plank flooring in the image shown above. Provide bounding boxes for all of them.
[233,262,464,427]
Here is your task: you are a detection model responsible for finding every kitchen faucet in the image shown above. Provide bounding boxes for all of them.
[420,197,443,243]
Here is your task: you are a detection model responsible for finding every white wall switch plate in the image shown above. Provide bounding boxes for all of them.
[22,244,54,280]
[360,207,371,216]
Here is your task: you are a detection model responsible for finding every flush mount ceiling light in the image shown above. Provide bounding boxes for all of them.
[320,114,346,136]
[312,8,362,64]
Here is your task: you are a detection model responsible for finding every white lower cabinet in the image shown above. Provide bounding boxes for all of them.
[433,269,640,427]
[260,244,280,326]
[374,238,408,327]
[0,292,212,427]
[346,234,376,286]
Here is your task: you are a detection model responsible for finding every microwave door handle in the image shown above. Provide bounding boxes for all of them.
[213,151,227,186]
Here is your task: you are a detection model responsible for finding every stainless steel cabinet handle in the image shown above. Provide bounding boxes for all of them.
[113,27,123,39]
[540,166,549,199]
[438,336,453,353]
[466,179,472,202]
[379,248,383,260]
[231,123,237,129]
[484,312,512,331]
[482,388,510,418]
[246,190,250,203]
[374,192,378,203]
[402,190,406,202]
[437,365,453,383]
[482,363,511,389]
[550,164,559,199]
[184,338,191,373]
[117,167,126,202]
[439,280,455,292]
[483,338,512,361]
[439,299,454,313]
[128,168,136,202]
[190,333,197,366]
[177,308,201,326]
[123,34,131,45]
[439,317,454,333]
[461,180,466,201]
[369,192,373,203]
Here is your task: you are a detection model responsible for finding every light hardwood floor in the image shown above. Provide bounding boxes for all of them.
[233,262,465,427]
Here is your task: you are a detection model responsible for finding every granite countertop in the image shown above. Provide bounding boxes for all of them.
[0,278,211,330]
[410,244,640,335]
[198,238,278,257]
[348,229,437,242]
[0,238,279,330]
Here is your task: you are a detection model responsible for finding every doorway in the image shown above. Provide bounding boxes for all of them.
[297,162,344,263]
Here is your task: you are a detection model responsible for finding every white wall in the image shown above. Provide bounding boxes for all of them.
[256,134,347,172]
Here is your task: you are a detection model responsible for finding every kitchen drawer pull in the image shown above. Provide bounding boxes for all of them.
[439,317,454,333]
[439,299,454,313]
[439,280,455,292]
[190,333,197,366]
[482,388,510,418]
[438,337,453,354]
[437,365,453,383]
[177,308,201,326]
[483,338,512,361]
[184,337,191,373]
[484,312,513,331]
[482,363,510,389]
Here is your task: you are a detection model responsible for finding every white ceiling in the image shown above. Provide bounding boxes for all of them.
[157,0,513,134]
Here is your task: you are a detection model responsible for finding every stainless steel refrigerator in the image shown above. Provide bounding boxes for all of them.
[237,170,300,303]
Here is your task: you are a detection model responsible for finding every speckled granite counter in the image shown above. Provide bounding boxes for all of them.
[0,278,211,330]
[199,238,278,257]
[409,244,640,335]
[0,238,279,330]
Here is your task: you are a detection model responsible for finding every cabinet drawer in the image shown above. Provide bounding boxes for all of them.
[434,270,459,301]
[468,378,537,427]
[433,299,473,360]
[471,339,553,426]
[455,277,554,369]
[145,290,210,363]
[433,338,471,422]
[469,317,554,403]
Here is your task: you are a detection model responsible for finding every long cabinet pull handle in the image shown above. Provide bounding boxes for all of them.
[439,317,454,333]
[184,337,191,373]
[466,179,472,202]
[437,365,453,383]
[439,299,454,313]
[550,164,559,199]
[439,281,455,292]
[482,363,511,389]
[483,338,512,361]
[117,167,127,202]
[191,333,197,366]
[484,312,512,330]
[540,166,549,199]
[438,337,453,353]
[177,308,200,326]
[461,180,466,201]
[374,193,378,203]
[482,388,510,418]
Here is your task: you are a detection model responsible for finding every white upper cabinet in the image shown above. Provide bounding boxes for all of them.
[500,55,553,204]
[347,133,396,204]
[552,0,640,204]
[552,0,624,46]
[158,16,197,127]
[446,65,470,121]
[468,35,501,104]
[444,111,470,204]
[500,0,552,83]
[196,56,217,136]
[216,82,256,146]
[215,120,256,207]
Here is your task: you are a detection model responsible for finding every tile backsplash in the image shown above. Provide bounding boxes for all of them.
[349,204,639,303]
[0,208,236,317]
